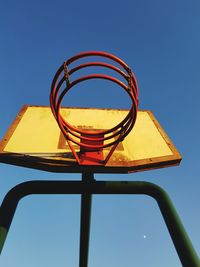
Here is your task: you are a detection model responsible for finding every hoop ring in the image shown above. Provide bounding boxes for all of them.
[50,51,139,151]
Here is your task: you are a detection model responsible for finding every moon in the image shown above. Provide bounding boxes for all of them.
[143,235,147,239]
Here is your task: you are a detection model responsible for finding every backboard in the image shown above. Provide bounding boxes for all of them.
[0,105,181,173]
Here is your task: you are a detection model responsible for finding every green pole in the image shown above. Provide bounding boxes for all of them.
[103,181,200,267]
[0,180,199,266]
[0,226,7,253]
[150,183,200,267]
[79,173,94,267]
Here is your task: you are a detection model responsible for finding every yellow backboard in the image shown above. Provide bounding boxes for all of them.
[0,105,181,173]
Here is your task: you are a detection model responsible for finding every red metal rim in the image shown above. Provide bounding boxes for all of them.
[50,51,139,150]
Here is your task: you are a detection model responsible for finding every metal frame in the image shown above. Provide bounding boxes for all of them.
[0,175,199,267]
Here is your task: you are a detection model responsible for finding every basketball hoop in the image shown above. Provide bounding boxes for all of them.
[50,51,139,165]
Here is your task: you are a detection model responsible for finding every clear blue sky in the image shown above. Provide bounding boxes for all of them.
[0,0,200,266]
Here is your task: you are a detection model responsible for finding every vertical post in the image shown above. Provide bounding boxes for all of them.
[79,173,94,267]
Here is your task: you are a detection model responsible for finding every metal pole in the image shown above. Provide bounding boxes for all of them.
[79,173,94,267]
[0,180,199,267]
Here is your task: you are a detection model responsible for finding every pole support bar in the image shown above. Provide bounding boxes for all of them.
[79,173,94,267]
[0,179,199,267]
